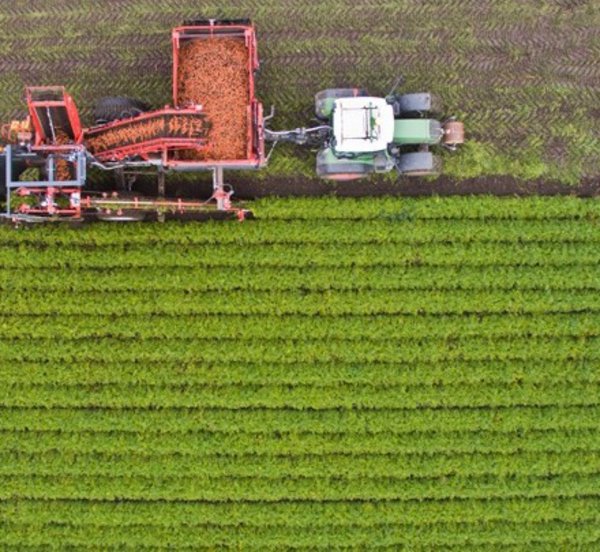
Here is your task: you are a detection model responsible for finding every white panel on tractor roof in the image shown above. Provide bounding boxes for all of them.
[332,97,394,154]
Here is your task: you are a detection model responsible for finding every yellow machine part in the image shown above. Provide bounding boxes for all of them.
[0,117,33,144]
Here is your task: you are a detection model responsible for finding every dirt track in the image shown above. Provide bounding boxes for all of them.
[227,176,600,199]
[141,174,600,201]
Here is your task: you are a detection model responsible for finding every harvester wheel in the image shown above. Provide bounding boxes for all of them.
[94,97,149,124]
[397,152,442,177]
[315,88,368,120]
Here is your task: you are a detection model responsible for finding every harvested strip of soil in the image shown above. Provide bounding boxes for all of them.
[85,113,210,155]
[177,37,249,160]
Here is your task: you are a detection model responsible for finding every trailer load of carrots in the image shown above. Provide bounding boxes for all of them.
[177,37,249,160]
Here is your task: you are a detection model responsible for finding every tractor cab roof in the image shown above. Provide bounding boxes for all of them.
[332,97,394,154]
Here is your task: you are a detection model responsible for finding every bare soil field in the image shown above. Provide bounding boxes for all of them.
[0,0,598,189]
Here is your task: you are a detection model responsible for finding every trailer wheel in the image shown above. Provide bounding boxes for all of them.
[397,152,442,177]
[93,97,149,124]
[315,88,368,120]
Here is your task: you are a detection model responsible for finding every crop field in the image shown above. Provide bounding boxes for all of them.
[0,0,599,186]
[0,195,599,548]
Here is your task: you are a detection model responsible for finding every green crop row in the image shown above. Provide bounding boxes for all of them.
[1,334,598,365]
[0,241,598,269]
[2,379,598,410]
[1,217,599,247]
[2,263,599,293]
[1,404,595,434]
[1,358,596,387]
[2,449,598,481]
[0,312,598,341]
[0,199,595,244]
[1,471,598,502]
[1,289,599,316]
[0,496,597,530]
[2,427,597,458]
[1,519,598,549]
[251,197,600,221]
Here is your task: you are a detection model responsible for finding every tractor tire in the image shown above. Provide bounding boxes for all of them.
[396,93,442,117]
[315,88,368,121]
[93,97,149,124]
[397,151,442,177]
[316,160,372,181]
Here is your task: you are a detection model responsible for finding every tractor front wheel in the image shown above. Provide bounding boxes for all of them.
[94,97,149,124]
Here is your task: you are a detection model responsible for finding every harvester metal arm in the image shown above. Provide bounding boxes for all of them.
[264,125,331,146]
[263,105,331,148]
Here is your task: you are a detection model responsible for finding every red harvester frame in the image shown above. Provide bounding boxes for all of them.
[26,86,83,150]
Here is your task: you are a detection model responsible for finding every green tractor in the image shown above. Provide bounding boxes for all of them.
[265,83,464,180]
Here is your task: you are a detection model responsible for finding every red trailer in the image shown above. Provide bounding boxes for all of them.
[170,21,266,170]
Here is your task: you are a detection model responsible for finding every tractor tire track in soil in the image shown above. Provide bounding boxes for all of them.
[226,176,600,199]
[147,175,600,202]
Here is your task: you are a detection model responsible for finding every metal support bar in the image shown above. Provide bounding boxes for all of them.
[47,155,55,183]
[212,166,232,211]
[5,146,11,216]
[115,168,126,191]
[213,166,224,191]
[157,170,166,197]
[46,106,57,143]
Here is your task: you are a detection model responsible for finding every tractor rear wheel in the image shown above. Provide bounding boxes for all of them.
[93,97,149,124]
[316,160,372,181]
[397,151,442,176]
[315,88,368,120]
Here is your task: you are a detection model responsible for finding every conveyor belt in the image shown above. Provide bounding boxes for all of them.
[84,109,211,160]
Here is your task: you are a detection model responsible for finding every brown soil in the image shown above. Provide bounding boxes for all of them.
[177,38,249,160]
[220,175,600,199]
